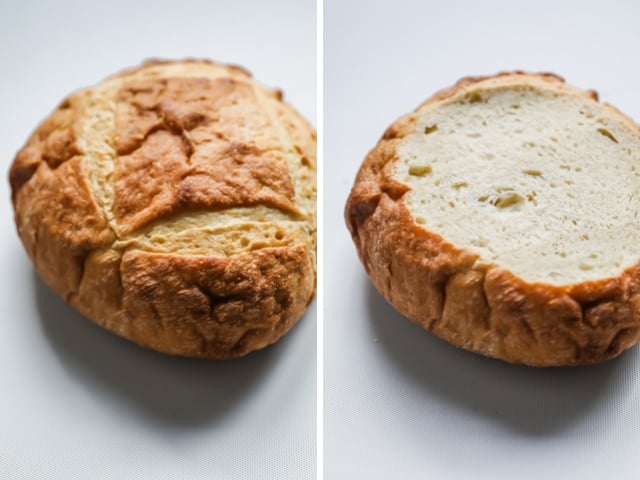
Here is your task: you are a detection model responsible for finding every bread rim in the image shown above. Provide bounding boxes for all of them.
[345,71,640,367]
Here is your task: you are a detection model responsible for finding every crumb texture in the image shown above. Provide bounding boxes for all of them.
[397,80,640,285]
[10,59,316,358]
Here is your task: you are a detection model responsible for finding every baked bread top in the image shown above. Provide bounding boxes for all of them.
[10,59,316,359]
[346,72,640,366]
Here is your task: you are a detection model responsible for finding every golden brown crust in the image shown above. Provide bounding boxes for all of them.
[10,59,316,359]
[112,75,299,234]
[346,71,640,366]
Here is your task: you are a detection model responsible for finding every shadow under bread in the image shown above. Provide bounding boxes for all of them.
[35,271,303,430]
[366,278,635,436]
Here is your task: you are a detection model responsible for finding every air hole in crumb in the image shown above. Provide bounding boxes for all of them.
[415,217,426,225]
[579,263,593,271]
[424,125,438,135]
[495,192,524,209]
[511,104,520,109]
[275,231,284,240]
[597,128,618,143]
[466,92,486,104]
[452,181,468,189]
[523,169,542,177]
[480,191,525,209]
[409,165,432,176]
[471,237,488,247]
[241,238,250,247]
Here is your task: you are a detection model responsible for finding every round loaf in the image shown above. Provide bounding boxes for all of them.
[10,59,316,359]
[346,72,640,366]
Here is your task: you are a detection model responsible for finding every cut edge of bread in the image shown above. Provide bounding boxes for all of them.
[396,72,640,286]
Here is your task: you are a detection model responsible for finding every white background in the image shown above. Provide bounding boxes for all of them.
[0,1,316,479]
[324,0,640,478]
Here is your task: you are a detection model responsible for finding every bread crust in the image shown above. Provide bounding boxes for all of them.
[10,59,316,359]
[346,72,640,366]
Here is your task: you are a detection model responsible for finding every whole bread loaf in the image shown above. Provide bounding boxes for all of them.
[346,72,640,366]
[10,59,316,359]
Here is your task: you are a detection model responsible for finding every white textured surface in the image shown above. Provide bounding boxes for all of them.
[325,0,640,478]
[0,1,316,479]
[397,81,640,284]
